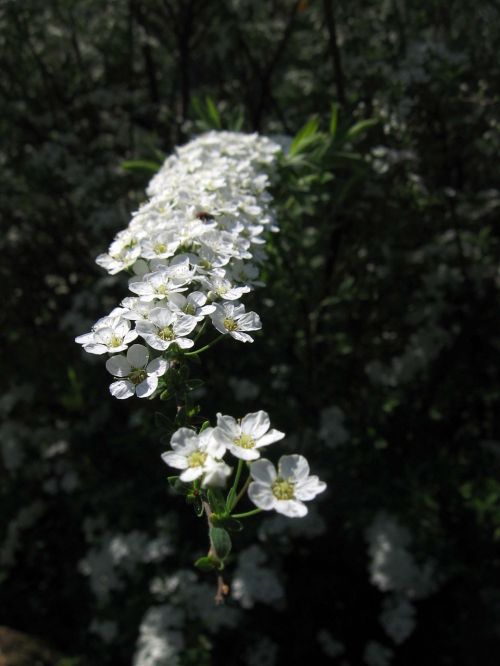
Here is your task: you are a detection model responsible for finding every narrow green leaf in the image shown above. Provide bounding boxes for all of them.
[225,486,236,513]
[209,527,232,560]
[289,116,320,156]
[345,118,378,140]
[199,420,211,432]
[205,96,222,129]
[121,159,161,173]
[329,103,339,137]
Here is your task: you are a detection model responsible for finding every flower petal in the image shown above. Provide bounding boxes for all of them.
[136,375,158,398]
[180,467,203,482]
[241,411,270,439]
[250,459,277,484]
[146,357,168,377]
[274,499,308,518]
[170,427,198,453]
[295,476,327,501]
[255,428,285,448]
[126,343,149,368]
[161,452,188,470]
[248,481,275,510]
[278,454,310,482]
[106,355,132,377]
[109,379,135,399]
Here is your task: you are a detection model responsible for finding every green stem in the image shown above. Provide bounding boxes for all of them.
[231,508,263,519]
[232,474,251,511]
[225,459,244,512]
[184,334,225,357]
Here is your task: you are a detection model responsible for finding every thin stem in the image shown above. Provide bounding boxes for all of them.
[184,334,225,357]
[232,474,251,511]
[194,319,207,342]
[231,508,263,519]
[226,459,244,512]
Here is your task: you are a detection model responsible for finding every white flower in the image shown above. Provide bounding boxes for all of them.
[135,307,197,351]
[210,302,261,343]
[248,454,326,517]
[76,316,138,355]
[200,269,251,301]
[105,344,168,399]
[129,265,190,302]
[161,427,229,484]
[168,291,216,321]
[213,411,284,461]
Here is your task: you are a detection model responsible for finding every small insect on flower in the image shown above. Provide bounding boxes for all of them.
[195,211,215,221]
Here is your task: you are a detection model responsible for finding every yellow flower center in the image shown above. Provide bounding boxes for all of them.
[153,242,167,255]
[188,451,207,468]
[234,433,255,449]
[184,303,196,315]
[110,335,123,348]
[272,479,295,500]
[223,317,238,332]
[158,326,175,341]
[129,369,147,385]
[156,285,168,295]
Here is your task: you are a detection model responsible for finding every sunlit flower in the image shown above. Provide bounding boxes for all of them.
[105,344,168,399]
[248,454,326,517]
[213,411,284,461]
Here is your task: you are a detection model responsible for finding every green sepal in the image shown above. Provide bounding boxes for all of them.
[194,556,218,572]
[167,476,191,496]
[207,488,226,514]
[211,515,243,532]
[199,420,211,432]
[209,527,231,560]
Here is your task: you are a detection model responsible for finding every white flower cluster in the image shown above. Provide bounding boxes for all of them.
[75,131,282,399]
[162,410,326,518]
[366,512,438,648]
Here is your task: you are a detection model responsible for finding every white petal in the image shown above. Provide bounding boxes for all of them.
[248,482,275,510]
[295,476,327,501]
[83,343,109,355]
[274,499,308,518]
[146,357,168,377]
[241,411,270,439]
[180,467,203,482]
[250,459,277,484]
[174,315,197,336]
[215,415,239,439]
[175,337,194,349]
[150,307,174,327]
[227,443,260,461]
[136,375,158,398]
[237,311,262,331]
[126,343,149,368]
[202,461,232,488]
[278,454,310,482]
[105,355,132,377]
[109,379,135,399]
[170,427,199,453]
[255,428,285,448]
[230,331,254,343]
[161,452,188,470]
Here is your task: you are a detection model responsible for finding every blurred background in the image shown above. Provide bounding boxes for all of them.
[1,1,500,664]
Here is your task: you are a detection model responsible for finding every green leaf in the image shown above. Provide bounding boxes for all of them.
[289,116,320,156]
[211,515,243,532]
[205,96,222,129]
[194,556,218,572]
[121,159,161,173]
[199,420,211,432]
[329,103,339,137]
[209,527,232,560]
[345,118,378,141]
[207,488,226,514]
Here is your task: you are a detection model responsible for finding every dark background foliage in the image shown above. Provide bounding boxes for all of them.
[1,1,500,665]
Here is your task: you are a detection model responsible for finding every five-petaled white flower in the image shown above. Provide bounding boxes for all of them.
[135,307,197,350]
[248,454,326,517]
[210,302,261,343]
[75,316,137,355]
[105,344,168,399]
[161,427,231,486]
[213,411,284,461]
